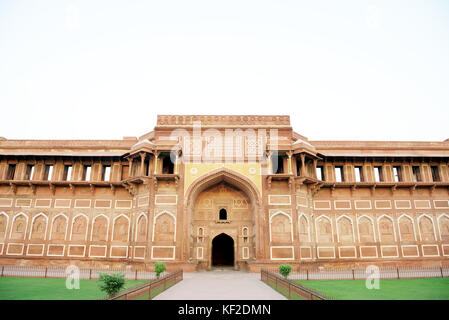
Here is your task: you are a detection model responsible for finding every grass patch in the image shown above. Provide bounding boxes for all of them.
[294,278,449,300]
[0,277,148,300]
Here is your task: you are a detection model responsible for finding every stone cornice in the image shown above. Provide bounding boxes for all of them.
[311,140,449,150]
[156,115,291,127]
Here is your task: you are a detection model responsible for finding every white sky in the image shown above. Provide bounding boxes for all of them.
[1,0,448,141]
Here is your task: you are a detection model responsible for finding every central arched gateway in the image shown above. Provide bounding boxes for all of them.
[183,168,264,270]
[211,233,234,266]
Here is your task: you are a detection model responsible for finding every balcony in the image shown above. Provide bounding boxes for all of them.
[319,180,449,196]
[0,179,122,195]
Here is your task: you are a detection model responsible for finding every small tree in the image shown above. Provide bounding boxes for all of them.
[98,272,125,298]
[279,264,292,279]
[154,262,166,279]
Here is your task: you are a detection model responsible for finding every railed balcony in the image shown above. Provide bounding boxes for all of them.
[318,180,449,196]
[0,179,123,195]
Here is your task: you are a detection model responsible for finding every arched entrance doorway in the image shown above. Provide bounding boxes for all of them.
[184,168,264,270]
[212,233,234,266]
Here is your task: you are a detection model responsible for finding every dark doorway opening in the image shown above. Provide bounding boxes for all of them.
[212,233,234,266]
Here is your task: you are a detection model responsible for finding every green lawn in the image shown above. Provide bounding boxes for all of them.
[294,278,449,300]
[0,277,148,300]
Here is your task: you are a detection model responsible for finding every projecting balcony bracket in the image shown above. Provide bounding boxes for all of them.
[350,184,357,196]
[28,182,36,195]
[69,183,75,195]
[9,182,17,195]
[288,177,295,192]
[142,177,151,185]
[370,185,376,196]
[429,184,436,196]
[89,184,95,195]
[330,184,336,197]
[409,184,416,196]
[49,183,56,196]
[122,182,137,196]
[390,184,397,196]
[311,182,324,196]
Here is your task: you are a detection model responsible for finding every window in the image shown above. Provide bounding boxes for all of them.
[102,165,111,181]
[412,166,421,182]
[431,166,440,182]
[296,157,308,176]
[6,164,16,180]
[82,165,91,181]
[219,208,227,220]
[272,154,285,174]
[24,165,34,180]
[62,165,72,181]
[335,166,344,182]
[43,165,53,181]
[131,159,140,176]
[121,165,129,180]
[242,227,248,243]
[197,227,204,243]
[316,166,324,180]
[162,154,174,174]
[307,161,314,176]
[354,166,364,182]
[374,166,383,182]
[393,166,402,182]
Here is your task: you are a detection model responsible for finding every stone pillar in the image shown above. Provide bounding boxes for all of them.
[300,153,306,177]
[140,153,146,176]
[256,202,264,260]
[153,152,159,175]
[287,151,293,174]
[266,151,272,174]
[128,158,133,178]
[128,212,135,259]
[174,151,180,174]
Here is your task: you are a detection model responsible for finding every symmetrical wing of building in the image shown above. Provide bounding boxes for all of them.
[0,115,448,271]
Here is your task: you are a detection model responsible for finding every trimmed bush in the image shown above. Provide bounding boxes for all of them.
[279,265,292,279]
[98,272,125,298]
[154,262,166,279]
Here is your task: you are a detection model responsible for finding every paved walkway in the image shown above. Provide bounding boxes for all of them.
[154,269,286,300]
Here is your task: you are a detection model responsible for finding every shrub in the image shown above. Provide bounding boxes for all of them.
[98,272,125,298]
[154,262,166,279]
[279,265,292,279]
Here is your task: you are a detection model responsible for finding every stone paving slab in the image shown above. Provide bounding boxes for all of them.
[153,270,286,300]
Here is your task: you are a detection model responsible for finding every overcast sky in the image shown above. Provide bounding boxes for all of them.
[1,1,448,141]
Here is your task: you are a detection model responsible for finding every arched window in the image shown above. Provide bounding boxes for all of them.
[219,208,227,220]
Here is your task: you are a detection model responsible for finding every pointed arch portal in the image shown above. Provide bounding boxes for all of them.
[212,233,234,266]
[184,167,263,269]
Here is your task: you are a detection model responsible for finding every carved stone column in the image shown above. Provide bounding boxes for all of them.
[266,151,272,175]
[140,152,147,176]
[287,151,293,174]
[153,151,159,175]
[174,151,181,174]
[313,159,318,178]
[300,153,306,177]
[128,158,133,178]
[256,199,265,260]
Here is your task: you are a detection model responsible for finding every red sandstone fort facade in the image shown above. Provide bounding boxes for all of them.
[0,115,448,272]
